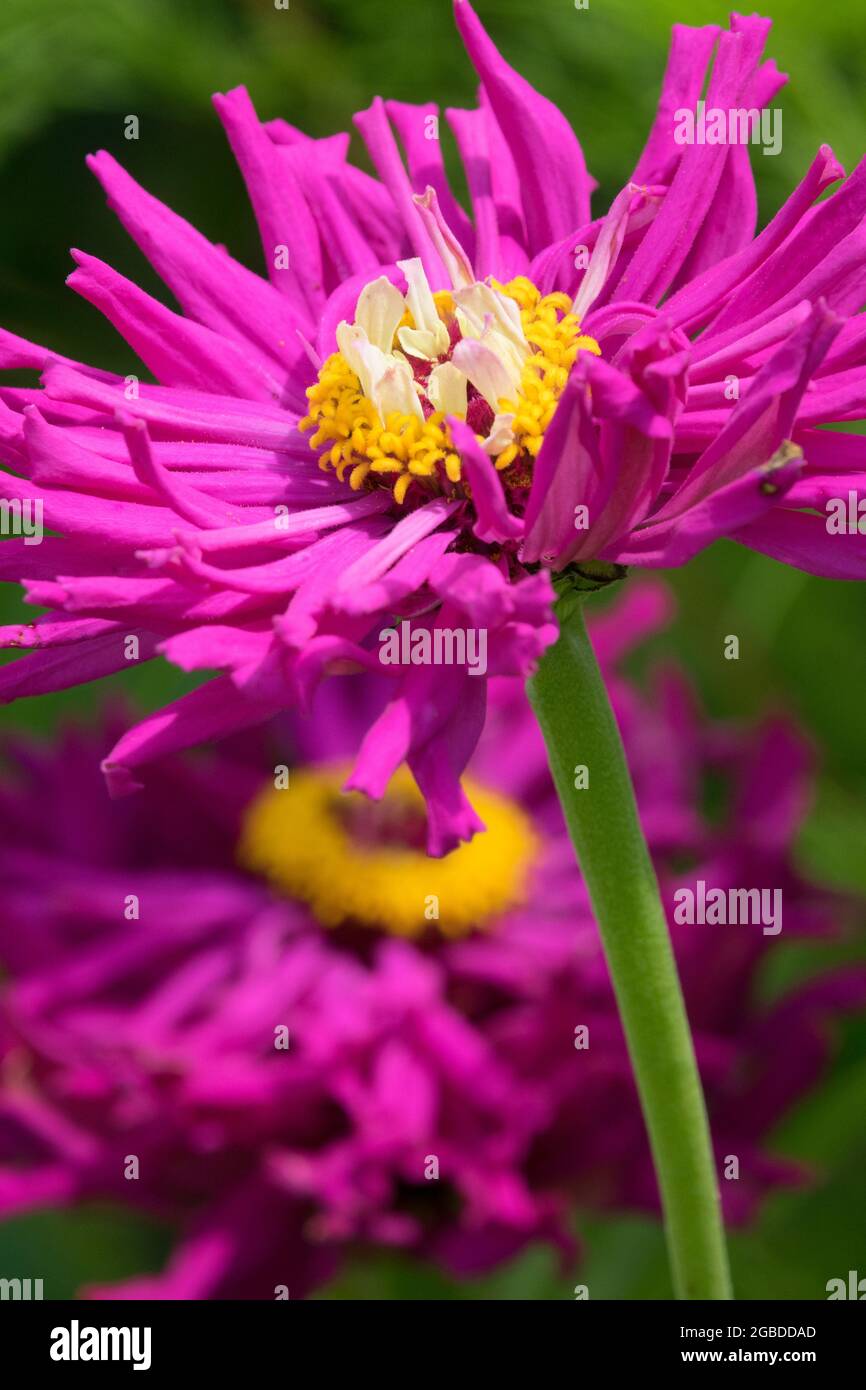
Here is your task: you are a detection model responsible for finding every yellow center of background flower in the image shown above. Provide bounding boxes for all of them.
[300,276,599,506]
[238,765,537,937]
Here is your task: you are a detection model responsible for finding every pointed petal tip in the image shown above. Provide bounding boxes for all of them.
[101,758,142,799]
[212,84,250,107]
[817,143,845,182]
[85,150,111,172]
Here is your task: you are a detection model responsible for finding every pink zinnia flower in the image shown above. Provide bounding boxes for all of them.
[1,3,864,851]
[0,586,861,1299]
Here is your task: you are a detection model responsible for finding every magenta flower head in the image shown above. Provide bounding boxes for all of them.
[0,3,864,856]
[0,585,862,1299]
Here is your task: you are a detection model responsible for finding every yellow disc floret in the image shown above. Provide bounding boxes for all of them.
[300,358,461,506]
[492,278,601,472]
[299,270,599,507]
[238,765,537,938]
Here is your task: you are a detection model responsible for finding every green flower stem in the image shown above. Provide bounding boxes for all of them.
[527,590,732,1300]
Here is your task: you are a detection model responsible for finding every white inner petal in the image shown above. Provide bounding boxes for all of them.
[397,324,445,361]
[483,411,517,456]
[454,283,528,355]
[397,257,450,357]
[371,360,424,423]
[336,321,380,399]
[355,276,407,355]
[451,337,518,411]
[427,362,469,417]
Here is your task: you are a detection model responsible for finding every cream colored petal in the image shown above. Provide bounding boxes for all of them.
[455,309,525,383]
[372,359,424,422]
[483,411,517,455]
[396,325,441,361]
[355,276,407,354]
[336,321,379,398]
[426,362,469,417]
[485,328,526,384]
[397,257,450,356]
[451,338,517,411]
[465,314,524,389]
[454,283,527,354]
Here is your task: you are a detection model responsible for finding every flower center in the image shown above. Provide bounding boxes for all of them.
[300,268,600,508]
[237,766,537,937]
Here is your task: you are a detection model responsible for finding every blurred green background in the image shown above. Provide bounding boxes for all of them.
[1,0,865,1299]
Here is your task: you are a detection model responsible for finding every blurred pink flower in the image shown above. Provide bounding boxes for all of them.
[0,584,861,1299]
